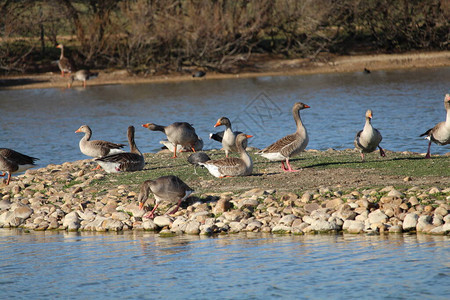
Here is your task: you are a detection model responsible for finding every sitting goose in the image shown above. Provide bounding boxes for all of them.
[142,122,199,158]
[68,70,98,88]
[95,126,144,173]
[199,133,253,178]
[75,125,125,159]
[213,117,248,157]
[420,94,450,158]
[257,102,310,172]
[0,148,38,185]
[138,175,194,219]
[354,109,386,161]
[56,44,73,77]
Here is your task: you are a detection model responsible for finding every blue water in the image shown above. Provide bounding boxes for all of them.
[0,67,449,169]
[0,229,448,299]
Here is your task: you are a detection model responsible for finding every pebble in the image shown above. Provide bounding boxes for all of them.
[0,159,448,236]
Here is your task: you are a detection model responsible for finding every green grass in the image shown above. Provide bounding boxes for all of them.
[88,149,450,194]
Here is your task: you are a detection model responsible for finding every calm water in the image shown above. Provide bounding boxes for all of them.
[0,229,448,299]
[1,67,449,169]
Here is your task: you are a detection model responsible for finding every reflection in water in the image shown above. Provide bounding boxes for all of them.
[1,68,449,168]
[1,229,448,299]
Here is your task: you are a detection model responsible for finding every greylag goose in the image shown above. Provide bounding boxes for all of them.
[159,137,203,152]
[257,102,309,172]
[199,133,253,178]
[68,70,98,88]
[187,152,211,174]
[0,148,38,185]
[95,126,144,173]
[354,109,386,161]
[138,175,194,219]
[142,122,199,158]
[420,94,450,158]
[75,125,125,158]
[214,117,248,157]
[56,44,73,77]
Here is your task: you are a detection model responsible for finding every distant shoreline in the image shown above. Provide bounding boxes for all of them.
[1,51,449,90]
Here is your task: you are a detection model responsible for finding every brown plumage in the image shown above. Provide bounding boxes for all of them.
[354,109,386,161]
[138,175,194,219]
[68,70,98,88]
[199,133,253,178]
[0,148,38,185]
[56,44,73,77]
[142,122,199,158]
[75,125,125,158]
[95,126,144,173]
[420,94,450,158]
[257,102,310,172]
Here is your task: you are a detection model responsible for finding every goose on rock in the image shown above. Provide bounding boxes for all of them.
[142,122,199,158]
[138,175,194,219]
[95,126,144,173]
[199,133,253,178]
[354,109,386,161]
[213,117,247,157]
[257,102,309,172]
[56,44,73,77]
[0,148,38,185]
[420,94,450,158]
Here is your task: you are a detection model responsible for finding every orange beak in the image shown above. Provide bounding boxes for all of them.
[142,123,149,128]
[246,135,253,138]
[75,128,81,133]
[214,121,221,127]
[304,104,310,108]
[56,45,61,49]
[139,202,144,210]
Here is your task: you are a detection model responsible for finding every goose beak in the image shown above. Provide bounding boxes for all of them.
[214,121,221,127]
[304,104,310,108]
[139,202,144,210]
[246,135,253,138]
[142,123,149,128]
[75,128,81,133]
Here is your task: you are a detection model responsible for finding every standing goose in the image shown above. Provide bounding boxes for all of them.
[68,70,98,88]
[159,137,203,152]
[56,44,73,77]
[187,152,211,174]
[75,125,125,158]
[142,122,199,158]
[420,94,450,158]
[138,175,194,219]
[354,109,386,161]
[0,148,38,185]
[199,133,253,178]
[213,117,247,157]
[95,126,144,173]
[257,102,310,172]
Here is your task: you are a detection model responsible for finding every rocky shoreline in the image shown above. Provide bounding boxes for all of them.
[0,153,449,236]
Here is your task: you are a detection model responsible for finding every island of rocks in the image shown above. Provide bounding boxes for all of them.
[0,153,449,236]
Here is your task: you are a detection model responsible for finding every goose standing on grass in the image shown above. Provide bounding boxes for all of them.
[142,122,199,158]
[56,44,73,77]
[200,133,253,178]
[420,94,450,158]
[187,152,211,174]
[0,148,38,185]
[354,109,386,161]
[159,137,203,152]
[213,117,247,157]
[257,102,310,172]
[138,175,194,219]
[95,126,144,173]
[68,70,98,88]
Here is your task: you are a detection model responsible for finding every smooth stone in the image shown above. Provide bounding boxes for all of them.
[344,220,365,234]
[183,220,199,234]
[229,221,245,233]
[14,206,33,219]
[434,207,448,217]
[389,225,403,233]
[403,213,419,231]
[325,198,343,209]
[246,221,263,231]
[309,220,338,232]
[368,209,388,225]
[153,216,172,227]
[222,210,246,222]
[272,224,291,233]
[279,214,297,226]
[212,198,231,214]
[387,189,405,198]
[0,199,12,210]
[142,219,158,231]
[102,219,124,231]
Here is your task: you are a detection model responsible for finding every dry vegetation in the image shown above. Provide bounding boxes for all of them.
[1,0,449,75]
